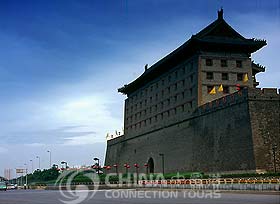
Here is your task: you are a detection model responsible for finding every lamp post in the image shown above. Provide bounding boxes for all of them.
[159,153,165,174]
[36,156,40,170]
[93,158,100,174]
[106,166,111,172]
[144,163,149,175]
[124,163,130,175]
[134,163,139,184]
[113,164,118,175]
[47,150,52,168]
[102,166,107,174]
[61,161,68,170]
[24,163,28,189]
[102,166,112,174]
[30,160,33,173]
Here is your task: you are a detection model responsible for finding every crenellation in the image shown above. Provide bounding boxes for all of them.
[195,88,248,115]
[247,88,279,101]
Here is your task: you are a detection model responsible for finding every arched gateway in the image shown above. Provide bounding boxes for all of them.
[147,158,154,173]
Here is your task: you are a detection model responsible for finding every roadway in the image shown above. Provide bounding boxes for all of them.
[0,189,279,204]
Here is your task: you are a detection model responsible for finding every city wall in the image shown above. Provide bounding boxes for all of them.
[105,88,280,174]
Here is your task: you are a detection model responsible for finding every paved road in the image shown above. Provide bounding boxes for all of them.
[0,189,279,204]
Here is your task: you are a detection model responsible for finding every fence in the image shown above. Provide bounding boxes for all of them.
[139,178,280,191]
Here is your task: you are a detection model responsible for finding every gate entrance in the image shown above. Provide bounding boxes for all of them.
[147,158,154,173]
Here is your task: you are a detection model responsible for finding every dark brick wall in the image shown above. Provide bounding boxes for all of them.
[105,88,279,174]
[191,100,255,172]
[248,88,280,172]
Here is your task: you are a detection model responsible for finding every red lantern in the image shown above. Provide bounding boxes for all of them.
[126,165,130,169]
[134,163,139,168]
[103,166,107,169]
[144,163,148,167]
[236,84,241,91]
[124,163,127,167]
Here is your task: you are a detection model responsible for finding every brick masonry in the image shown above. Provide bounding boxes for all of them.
[105,88,280,174]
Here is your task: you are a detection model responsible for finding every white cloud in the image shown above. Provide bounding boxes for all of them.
[55,94,122,145]
[24,143,45,147]
[0,147,8,154]
[0,91,123,146]
[63,134,97,146]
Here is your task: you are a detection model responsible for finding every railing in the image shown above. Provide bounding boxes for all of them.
[44,178,280,191]
[139,178,280,191]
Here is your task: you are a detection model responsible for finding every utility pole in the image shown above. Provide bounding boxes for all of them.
[24,164,28,189]
[36,156,40,170]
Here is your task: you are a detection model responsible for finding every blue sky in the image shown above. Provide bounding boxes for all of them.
[0,0,279,176]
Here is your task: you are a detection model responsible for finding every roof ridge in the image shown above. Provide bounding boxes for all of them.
[194,18,245,40]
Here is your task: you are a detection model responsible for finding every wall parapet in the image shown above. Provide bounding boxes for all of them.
[106,130,124,141]
[195,88,279,116]
[195,89,248,115]
[107,134,124,146]
[247,88,279,100]
[106,88,279,146]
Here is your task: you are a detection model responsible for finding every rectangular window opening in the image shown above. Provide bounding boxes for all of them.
[221,59,227,67]
[222,73,228,80]
[206,72,214,80]
[237,73,243,81]
[236,60,242,68]
[206,59,213,66]
[223,86,229,94]
[167,99,170,105]
[190,75,194,83]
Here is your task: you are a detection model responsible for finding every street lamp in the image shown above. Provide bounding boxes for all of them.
[106,166,111,174]
[93,158,100,174]
[30,160,33,173]
[47,150,52,168]
[36,156,41,170]
[124,163,130,175]
[61,161,68,170]
[159,153,165,174]
[113,164,118,174]
[102,166,107,174]
[134,163,139,184]
[24,163,28,189]
[144,163,149,175]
